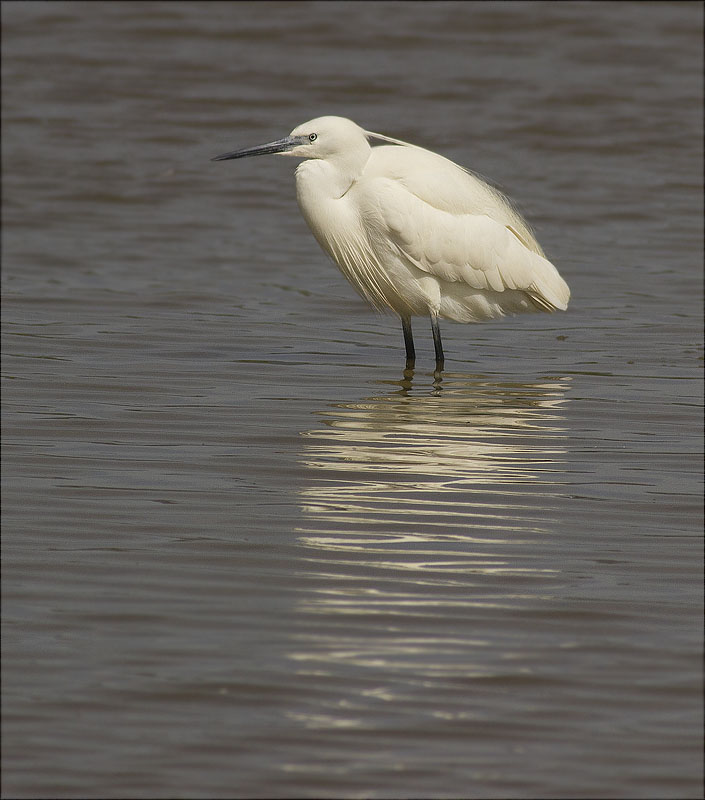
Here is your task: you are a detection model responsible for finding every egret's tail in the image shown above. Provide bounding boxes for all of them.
[527,253,571,311]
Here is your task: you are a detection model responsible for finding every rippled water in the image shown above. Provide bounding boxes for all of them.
[2,2,703,798]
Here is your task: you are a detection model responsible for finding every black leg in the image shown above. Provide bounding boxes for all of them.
[430,313,444,370]
[401,315,415,368]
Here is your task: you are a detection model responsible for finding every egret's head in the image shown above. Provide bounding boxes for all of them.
[285,116,368,159]
[211,116,369,163]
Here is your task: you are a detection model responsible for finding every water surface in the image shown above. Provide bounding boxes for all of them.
[2,2,703,798]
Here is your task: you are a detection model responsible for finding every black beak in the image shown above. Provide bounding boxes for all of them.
[211,135,303,162]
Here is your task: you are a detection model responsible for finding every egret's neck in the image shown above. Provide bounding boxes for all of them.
[295,140,371,202]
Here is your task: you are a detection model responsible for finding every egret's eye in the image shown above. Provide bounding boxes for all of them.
[308,133,317,142]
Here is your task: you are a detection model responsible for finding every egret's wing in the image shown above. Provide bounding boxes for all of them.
[363,143,547,257]
[367,179,570,311]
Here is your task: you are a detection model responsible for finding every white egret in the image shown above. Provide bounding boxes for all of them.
[212,116,569,369]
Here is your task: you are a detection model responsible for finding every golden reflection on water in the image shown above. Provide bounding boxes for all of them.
[287,372,572,692]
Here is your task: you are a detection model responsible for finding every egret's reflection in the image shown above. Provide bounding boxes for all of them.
[298,370,570,538]
[287,371,571,691]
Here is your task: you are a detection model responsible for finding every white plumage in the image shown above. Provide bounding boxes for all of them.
[213,115,569,368]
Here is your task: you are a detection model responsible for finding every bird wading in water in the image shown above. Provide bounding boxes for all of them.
[212,116,570,370]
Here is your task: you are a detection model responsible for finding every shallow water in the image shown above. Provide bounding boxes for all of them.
[2,2,703,798]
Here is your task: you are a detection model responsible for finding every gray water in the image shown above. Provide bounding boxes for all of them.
[2,2,703,798]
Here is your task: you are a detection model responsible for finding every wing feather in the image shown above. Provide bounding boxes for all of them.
[363,179,570,311]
